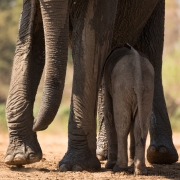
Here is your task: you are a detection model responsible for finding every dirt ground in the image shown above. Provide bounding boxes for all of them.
[0,132,180,180]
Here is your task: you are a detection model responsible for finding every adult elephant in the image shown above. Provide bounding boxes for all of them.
[5,0,178,171]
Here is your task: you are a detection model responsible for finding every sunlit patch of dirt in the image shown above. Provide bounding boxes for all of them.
[0,132,180,179]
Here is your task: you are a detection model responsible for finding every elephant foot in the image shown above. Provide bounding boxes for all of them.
[134,166,147,176]
[113,164,128,173]
[148,110,179,164]
[147,133,179,164]
[58,149,101,172]
[147,144,178,164]
[5,132,42,166]
[105,160,116,169]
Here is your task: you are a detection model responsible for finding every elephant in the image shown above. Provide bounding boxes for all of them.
[102,44,154,175]
[5,0,178,171]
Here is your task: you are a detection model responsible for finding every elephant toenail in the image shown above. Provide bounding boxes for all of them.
[148,146,156,152]
[59,164,69,172]
[5,155,13,164]
[72,164,83,172]
[29,154,36,160]
[159,147,167,153]
[14,154,26,162]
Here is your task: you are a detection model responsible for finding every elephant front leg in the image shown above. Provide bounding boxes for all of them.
[136,0,178,164]
[59,1,118,171]
[5,0,44,165]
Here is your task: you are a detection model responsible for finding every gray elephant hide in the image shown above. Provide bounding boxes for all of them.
[103,44,154,175]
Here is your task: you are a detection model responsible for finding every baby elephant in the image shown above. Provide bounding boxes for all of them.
[103,44,154,175]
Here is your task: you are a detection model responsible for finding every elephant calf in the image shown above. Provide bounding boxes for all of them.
[103,44,154,175]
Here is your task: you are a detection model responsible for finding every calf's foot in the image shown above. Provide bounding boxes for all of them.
[59,149,101,172]
[113,164,128,173]
[5,132,42,165]
[134,166,147,175]
[105,160,116,169]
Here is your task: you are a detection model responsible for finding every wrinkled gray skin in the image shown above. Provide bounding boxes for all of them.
[103,45,154,175]
[5,0,178,170]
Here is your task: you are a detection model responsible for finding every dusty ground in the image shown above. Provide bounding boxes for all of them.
[0,132,180,180]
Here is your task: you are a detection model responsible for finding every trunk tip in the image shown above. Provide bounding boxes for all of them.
[33,118,49,132]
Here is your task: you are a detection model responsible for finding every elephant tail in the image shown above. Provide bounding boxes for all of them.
[133,47,144,142]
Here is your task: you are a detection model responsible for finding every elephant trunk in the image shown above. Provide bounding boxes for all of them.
[33,0,68,131]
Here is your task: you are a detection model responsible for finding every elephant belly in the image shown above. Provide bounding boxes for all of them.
[112,0,159,48]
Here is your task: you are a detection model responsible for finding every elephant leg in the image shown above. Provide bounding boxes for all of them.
[112,95,131,172]
[96,83,108,161]
[133,115,147,175]
[104,88,117,169]
[59,1,118,171]
[134,91,153,175]
[5,0,44,165]
[135,0,178,164]
[129,122,135,167]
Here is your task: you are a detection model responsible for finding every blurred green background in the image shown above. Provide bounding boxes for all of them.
[0,0,180,134]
